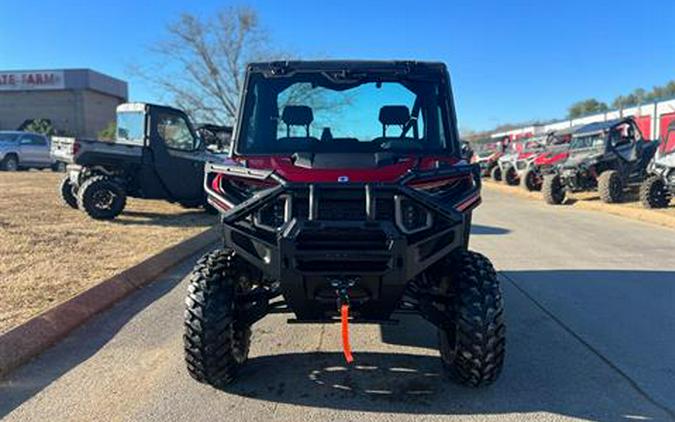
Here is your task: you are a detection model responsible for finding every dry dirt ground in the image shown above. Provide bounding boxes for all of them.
[483,179,675,228]
[0,171,217,334]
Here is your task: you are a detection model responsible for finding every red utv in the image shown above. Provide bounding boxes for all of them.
[519,127,577,191]
[183,61,505,389]
[472,139,507,180]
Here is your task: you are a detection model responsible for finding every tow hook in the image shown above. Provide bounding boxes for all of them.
[330,276,358,364]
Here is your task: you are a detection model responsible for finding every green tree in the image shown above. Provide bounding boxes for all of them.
[23,119,55,136]
[567,98,609,118]
[97,121,116,141]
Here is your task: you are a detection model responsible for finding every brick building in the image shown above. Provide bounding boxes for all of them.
[0,69,128,137]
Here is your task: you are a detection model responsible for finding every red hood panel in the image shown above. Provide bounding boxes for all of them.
[244,156,459,183]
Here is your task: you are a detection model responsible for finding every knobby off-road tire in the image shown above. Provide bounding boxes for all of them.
[77,175,127,220]
[1,155,18,171]
[490,165,502,182]
[520,168,541,191]
[59,176,79,209]
[503,167,519,186]
[542,174,565,205]
[436,250,505,387]
[639,176,670,208]
[598,170,623,203]
[184,249,257,388]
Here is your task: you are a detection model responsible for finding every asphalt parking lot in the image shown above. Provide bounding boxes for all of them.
[1,188,674,422]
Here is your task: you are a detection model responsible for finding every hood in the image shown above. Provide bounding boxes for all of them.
[563,148,603,167]
[534,150,569,166]
[244,154,460,183]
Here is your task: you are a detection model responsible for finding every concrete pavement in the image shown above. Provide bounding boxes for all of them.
[1,189,674,421]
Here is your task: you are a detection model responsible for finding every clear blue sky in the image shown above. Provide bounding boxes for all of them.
[1,0,674,132]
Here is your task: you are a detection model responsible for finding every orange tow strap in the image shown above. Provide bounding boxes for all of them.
[340,304,354,363]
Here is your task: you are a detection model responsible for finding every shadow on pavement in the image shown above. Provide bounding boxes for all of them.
[221,270,675,421]
[471,224,511,235]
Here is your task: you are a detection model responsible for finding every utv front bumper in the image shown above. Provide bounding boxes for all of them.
[205,163,481,320]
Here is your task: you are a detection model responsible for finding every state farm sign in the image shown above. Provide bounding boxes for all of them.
[0,71,65,91]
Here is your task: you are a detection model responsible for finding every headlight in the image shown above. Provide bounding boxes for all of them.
[395,196,432,234]
[253,196,290,232]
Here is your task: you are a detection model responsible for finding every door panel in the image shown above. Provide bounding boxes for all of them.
[148,110,204,201]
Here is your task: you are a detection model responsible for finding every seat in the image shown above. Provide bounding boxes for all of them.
[281,105,314,137]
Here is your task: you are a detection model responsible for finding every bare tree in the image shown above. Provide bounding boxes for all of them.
[131,6,281,125]
[132,6,352,129]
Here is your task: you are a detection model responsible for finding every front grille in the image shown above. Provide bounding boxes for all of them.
[318,199,365,220]
[296,228,389,251]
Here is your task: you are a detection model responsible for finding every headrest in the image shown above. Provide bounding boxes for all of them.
[282,105,313,126]
[379,105,410,126]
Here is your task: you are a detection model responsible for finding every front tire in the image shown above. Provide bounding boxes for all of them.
[59,176,79,209]
[490,165,502,182]
[542,174,565,205]
[598,170,623,203]
[184,249,257,388]
[521,168,541,191]
[77,175,126,220]
[640,176,670,208]
[503,167,519,186]
[436,250,505,387]
[1,155,18,172]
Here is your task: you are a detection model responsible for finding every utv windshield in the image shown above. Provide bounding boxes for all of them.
[570,133,605,150]
[237,72,453,155]
[660,128,675,155]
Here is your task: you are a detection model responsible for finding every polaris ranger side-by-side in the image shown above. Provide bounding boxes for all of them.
[52,103,232,219]
[640,121,675,208]
[184,61,505,388]
[542,117,658,205]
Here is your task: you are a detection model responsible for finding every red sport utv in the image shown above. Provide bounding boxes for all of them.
[183,61,505,389]
[519,127,577,191]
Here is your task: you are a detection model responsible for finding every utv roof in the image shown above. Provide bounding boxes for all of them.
[246,60,448,75]
[574,117,634,137]
[550,125,585,137]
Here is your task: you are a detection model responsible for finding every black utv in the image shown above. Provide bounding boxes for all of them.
[183,60,505,389]
[640,121,675,208]
[52,103,232,220]
[542,117,658,205]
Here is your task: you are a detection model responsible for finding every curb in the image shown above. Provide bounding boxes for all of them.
[483,181,675,230]
[0,227,220,377]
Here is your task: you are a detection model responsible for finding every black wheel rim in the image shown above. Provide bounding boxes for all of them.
[92,189,115,209]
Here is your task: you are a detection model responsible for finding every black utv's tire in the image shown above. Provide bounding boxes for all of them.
[542,174,565,205]
[184,249,257,388]
[436,250,505,387]
[77,175,126,220]
[490,165,502,182]
[503,167,519,186]
[1,155,18,172]
[640,176,670,209]
[598,170,623,203]
[521,168,541,191]
[59,176,79,209]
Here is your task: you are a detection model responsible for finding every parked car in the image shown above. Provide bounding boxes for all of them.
[0,131,64,171]
[639,120,675,208]
[185,60,505,388]
[52,102,232,219]
[520,127,578,191]
[542,117,658,205]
